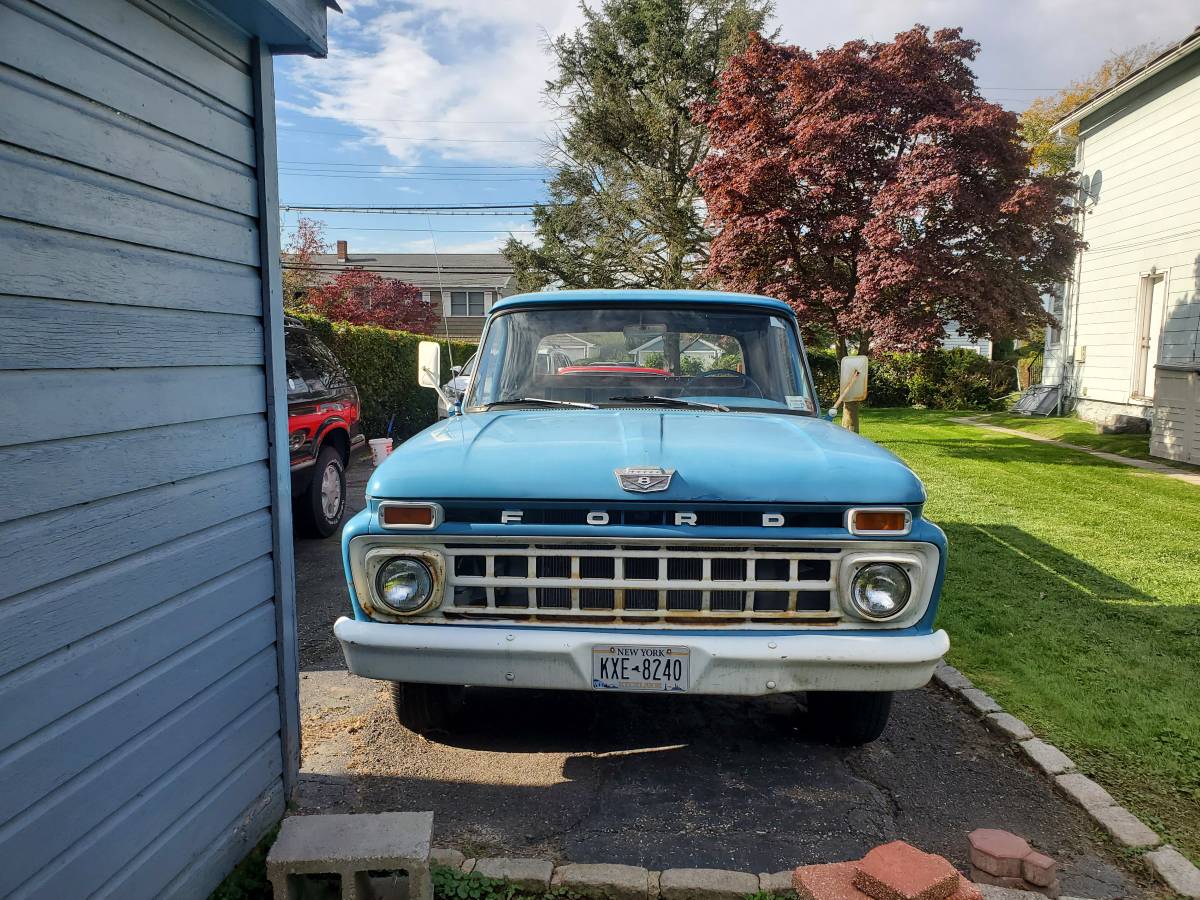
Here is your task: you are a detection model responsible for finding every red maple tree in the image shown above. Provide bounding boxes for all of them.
[693,26,1081,357]
[307,269,441,334]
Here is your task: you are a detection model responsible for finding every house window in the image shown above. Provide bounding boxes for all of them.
[1131,273,1166,400]
[450,291,486,316]
[1046,287,1065,347]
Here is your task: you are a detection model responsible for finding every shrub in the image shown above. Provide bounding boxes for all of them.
[806,346,839,407]
[865,349,1015,410]
[810,347,1015,411]
[293,313,476,440]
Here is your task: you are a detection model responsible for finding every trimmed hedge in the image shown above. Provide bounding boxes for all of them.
[806,346,1015,411]
[293,313,477,440]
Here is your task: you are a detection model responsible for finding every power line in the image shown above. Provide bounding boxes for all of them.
[281,203,550,214]
[285,127,549,143]
[278,171,548,182]
[279,159,551,170]
[282,225,536,234]
[286,115,560,125]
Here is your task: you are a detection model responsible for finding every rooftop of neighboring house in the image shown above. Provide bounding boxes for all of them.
[310,241,516,291]
[1055,25,1200,130]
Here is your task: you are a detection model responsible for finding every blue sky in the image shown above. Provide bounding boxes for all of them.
[274,0,1197,255]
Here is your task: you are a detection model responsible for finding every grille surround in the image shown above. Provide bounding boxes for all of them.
[349,534,937,630]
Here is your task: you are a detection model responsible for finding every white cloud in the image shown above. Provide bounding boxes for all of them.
[288,0,586,165]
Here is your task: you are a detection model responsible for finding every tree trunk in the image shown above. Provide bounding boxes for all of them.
[841,400,861,433]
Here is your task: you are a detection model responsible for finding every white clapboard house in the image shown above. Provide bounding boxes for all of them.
[1042,28,1200,463]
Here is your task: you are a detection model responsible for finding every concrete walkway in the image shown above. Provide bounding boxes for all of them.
[950,417,1200,487]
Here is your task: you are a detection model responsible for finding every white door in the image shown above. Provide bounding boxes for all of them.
[1135,275,1166,399]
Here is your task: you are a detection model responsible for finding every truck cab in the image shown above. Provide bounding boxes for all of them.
[334,290,948,744]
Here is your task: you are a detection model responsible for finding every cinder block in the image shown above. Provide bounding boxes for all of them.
[967,831,1030,879]
[553,863,651,900]
[660,867,759,900]
[473,857,554,891]
[854,841,960,900]
[266,812,433,900]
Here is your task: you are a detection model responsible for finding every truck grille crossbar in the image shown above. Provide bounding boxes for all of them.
[444,542,840,620]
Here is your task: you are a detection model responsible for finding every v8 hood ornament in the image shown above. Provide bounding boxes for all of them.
[615,466,675,493]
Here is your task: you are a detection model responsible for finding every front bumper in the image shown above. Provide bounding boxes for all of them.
[333,617,949,695]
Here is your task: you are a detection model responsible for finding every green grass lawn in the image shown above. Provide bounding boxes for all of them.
[973,411,1200,471]
[863,409,1200,863]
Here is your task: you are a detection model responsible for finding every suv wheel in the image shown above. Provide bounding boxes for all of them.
[298,445,345,538]
[806,690,893,745]
[390,682,465,735]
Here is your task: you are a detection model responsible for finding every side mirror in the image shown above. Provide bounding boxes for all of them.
[450,365,463,376]
[417,341,442,390]
[838,355,869,403]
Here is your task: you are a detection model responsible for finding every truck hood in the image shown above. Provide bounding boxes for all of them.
[368,409,924,505]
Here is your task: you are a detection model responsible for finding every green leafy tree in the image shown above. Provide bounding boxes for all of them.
[1020,43,1163,175]
[504,0,773,291]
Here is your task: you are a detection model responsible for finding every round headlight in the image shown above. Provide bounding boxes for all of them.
[849,563,911,619]
[375,558,434,613]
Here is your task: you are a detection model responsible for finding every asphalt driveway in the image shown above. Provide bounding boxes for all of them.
[292,453,1142,898]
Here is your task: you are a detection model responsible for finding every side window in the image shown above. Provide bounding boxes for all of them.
[285,335,312,398]
[305,335,347,389]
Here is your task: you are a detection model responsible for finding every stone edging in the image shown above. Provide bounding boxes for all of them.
[430,851,795,900]
[932,661,1200,897]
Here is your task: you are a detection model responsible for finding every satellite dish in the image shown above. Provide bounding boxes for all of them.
[1077,170,1102,208]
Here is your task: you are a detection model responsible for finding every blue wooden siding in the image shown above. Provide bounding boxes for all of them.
[0,0,307,896]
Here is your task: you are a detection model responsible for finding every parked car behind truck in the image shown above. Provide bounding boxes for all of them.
[286,318,365,537]
[333,290,949,744]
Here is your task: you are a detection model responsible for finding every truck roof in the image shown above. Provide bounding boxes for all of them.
[490,288,794,316]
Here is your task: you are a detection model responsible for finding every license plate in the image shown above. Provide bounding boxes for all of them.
[591,645,690,692]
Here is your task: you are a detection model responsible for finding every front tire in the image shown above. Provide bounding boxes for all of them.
[389,682,465,735]
[806,690,893,745]
[298,445,345,538]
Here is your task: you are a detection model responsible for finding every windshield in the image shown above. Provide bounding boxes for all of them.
[465,305,815,414]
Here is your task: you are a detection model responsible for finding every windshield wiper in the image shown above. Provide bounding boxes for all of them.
[607,395,729,412]
[484,397,598,409]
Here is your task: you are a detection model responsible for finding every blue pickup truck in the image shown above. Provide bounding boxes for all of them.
[334,290,949,744]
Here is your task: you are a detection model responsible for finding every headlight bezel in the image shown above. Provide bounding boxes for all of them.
[359,547,445,620]
[837,550,929,626]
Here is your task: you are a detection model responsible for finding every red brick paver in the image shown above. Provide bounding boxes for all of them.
[968,829,1032,878]
[854,841,961,900]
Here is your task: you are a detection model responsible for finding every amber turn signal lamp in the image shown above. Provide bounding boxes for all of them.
[849,509,910,534]
[379,503,438,528]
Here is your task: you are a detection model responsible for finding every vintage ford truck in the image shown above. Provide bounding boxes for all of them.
[334,290,949,744]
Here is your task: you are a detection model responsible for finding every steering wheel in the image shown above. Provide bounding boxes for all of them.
[679,368,764,398]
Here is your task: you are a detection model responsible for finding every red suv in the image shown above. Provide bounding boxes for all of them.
[286,318,365,537]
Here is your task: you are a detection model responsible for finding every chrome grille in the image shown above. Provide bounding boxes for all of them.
[442,542,838,620]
